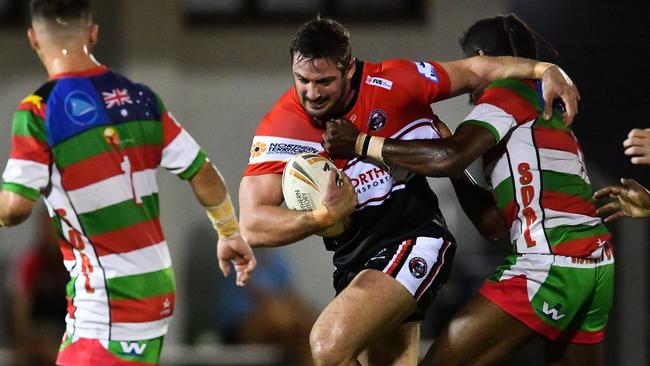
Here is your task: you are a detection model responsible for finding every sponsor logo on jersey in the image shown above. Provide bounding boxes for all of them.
[365,76,393,90]
[65,91,99,126]
[120,341,147,356]
[368,109,387,131]
[103,127,121,149]
[409,257,428,278]
[540,301,565,321]
[251,141,267,157]
[414,61,439,83]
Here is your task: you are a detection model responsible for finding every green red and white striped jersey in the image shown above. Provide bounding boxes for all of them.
[1,66,207,340]
[460,79,611,258]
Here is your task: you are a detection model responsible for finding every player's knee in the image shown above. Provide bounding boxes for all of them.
[310,324,355,366]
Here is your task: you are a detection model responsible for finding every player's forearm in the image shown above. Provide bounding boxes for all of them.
[239,205,326,247]
[450,175,508,242]
[380,139,468,177]
[467,56,554,91]
[189,160,229,207]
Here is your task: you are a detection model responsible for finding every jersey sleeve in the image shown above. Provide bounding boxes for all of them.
[459,79,540,144]
[1,96,52,201]
[243,94,322,177]
[410,60,452,105]
[157,96,207,180]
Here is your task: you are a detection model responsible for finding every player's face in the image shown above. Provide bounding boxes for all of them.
[292,55,351,121]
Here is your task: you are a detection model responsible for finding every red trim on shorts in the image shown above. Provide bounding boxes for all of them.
[386,239,413,276]
[56,338,155,366]
[567,329,605,344]
[480,276,607,344]
[480,276,562,340]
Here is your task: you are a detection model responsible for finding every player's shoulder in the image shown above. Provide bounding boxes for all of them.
[478,78,539,106]
[256,87,316,139]
[16,80,56,117]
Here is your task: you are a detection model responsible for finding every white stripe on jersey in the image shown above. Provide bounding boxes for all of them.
[67,169,158,214]
[390,118,437,139]
[463,103,516,142]
[45,165,83,231]
[248,136,322,165]
[111,317,172,340]
[498,254,553,301]
[2,158,49,191]
[162,129,201,175]
[100,242,172,279]
[543,208,602,229]
[66,282,111,339]
[538,148,590,184]
[507,121,551,254]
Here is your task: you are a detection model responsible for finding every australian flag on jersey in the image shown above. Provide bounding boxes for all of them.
[45,68,161,147]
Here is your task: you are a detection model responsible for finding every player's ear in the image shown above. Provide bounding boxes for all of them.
[88,24,99,49]
[345,58,356,80]
[27,27,39,51]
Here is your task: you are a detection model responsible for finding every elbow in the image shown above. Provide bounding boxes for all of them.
[0,210,31,227]
[239,218,263,247]
[421,146,467,177]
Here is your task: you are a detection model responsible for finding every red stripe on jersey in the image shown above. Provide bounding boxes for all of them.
[17,102,46,119]
[110,293,175,323]
[386,239,413,276]
[58,239,75,261]
[534,127,579,154]
[10,135,51,164]
[91,219,164,256]
[60,145,161,191]
[551,234,612,257]
[243,161,287,176]
[541,191,596,217]
[476,87,538,125]
[162,110,182,148]
[501,201,519,229]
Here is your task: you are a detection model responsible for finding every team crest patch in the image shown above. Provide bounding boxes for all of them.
[409,257,428,278]
[368,109,387,131]
[65,91,98,126]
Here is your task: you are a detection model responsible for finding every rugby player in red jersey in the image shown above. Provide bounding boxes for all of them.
[240,16,579,366]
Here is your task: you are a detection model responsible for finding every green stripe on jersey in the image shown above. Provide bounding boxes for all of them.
[2,182,40,201]
[485,79,541,111]
[545,224,610,247]
[12,110,47,142]
[52,120,162,168]
[178,150,207,180]
[534,114,571,132]
[493,178,514,211]
[107,267,175,300]
[541,170,593,201]
[78,193,160,236]
[459,120,501,143]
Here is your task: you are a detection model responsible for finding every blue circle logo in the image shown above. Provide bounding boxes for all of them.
[65,91,98,126]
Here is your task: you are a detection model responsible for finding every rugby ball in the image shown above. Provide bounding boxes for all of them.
[282,153,346,237]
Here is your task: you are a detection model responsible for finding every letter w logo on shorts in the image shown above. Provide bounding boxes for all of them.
[541,301,566,321]
[120,341,147,355]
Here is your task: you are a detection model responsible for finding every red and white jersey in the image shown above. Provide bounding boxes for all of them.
[244,60,455,269]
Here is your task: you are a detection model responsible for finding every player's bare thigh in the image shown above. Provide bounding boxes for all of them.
[419,294,536,366]
[544,339,604,366]
[310,269,418,366]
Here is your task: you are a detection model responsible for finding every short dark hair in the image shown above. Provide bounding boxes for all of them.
[460,14,543,59]
[290,17,352,72]
[30,0,92,23]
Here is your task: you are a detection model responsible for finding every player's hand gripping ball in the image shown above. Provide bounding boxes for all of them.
[282,153,348,237]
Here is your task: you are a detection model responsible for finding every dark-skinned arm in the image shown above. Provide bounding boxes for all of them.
[449,172,509,242]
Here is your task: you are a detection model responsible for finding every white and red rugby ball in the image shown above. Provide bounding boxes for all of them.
[282,153,346,237]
